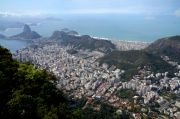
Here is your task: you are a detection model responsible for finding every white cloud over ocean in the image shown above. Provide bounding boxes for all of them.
[174,9,180,17]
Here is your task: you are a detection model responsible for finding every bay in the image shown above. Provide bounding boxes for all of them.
[0,14,180,42]
[0,39,28,53]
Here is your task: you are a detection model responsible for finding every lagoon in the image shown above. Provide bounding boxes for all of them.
[0,39,28,53]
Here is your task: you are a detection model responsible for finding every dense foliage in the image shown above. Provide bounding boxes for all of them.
[146,35,180,63]
[98,36,180,80]
[0,46,80,119]
[67,49,78,54]
[50,31,115,53]
[116,89,136,101]
[0,46,130,119]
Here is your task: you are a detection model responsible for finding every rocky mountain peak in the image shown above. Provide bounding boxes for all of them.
[10,24,41,39]
[23,24,31,33]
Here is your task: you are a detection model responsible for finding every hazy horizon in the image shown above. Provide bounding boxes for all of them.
[1,0,180,16]
[0,0,180,42]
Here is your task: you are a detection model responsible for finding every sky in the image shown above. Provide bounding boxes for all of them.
[0,0,180,18]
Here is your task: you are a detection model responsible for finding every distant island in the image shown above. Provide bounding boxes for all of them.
[0,20,24,31]
[0,20,39,31]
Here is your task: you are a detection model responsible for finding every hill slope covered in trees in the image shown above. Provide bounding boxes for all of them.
[0,46,126,119]
[0,46,81,119]
[98,36,179,80]
[146,35,180,63]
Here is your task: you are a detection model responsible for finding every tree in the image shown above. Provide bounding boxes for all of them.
[0,46,82,119]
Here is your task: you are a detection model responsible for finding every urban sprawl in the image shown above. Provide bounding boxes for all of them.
[14,40,180,118]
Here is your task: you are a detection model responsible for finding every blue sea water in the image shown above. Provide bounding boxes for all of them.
[0,14,180,42]
[0,39,28,53]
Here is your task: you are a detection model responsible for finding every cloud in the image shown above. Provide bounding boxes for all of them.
[174,9,180,17]
[0,11,50,17]
[62,8,144,14]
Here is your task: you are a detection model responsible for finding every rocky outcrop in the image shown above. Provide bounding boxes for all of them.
[67,30,78,36]
[10,24,41,39]
[49,31,68,41]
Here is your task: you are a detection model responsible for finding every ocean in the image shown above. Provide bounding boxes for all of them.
[0,14,180,42]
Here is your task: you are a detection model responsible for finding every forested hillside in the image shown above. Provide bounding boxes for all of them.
[0,46,79,119]
[0,46,124,119]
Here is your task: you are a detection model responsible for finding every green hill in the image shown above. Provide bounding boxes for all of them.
[146,35,180,63]
[98,50,174,80]
[50,31,116,53]
[0,46,125,119]
[98,36,180,80]
[0,46,79,119]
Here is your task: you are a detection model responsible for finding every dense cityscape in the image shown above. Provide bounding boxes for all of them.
[13,38,180,118]
[1,0,180,118]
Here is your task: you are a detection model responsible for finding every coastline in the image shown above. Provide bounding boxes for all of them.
[92,36,151,44]
[75,34,151,44]
[1,32,150,52]
[0,38,30,53]
[73,34,150,51]
[76,34,150,50]
[1,24,151,52]
[1,25,152,44]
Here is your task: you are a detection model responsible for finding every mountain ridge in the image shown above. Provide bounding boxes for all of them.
[98,35,180,80]
[50,30,116,53]
[145,35,180,63]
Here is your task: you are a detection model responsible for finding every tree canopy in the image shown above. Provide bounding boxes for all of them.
[0,46,79,119]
